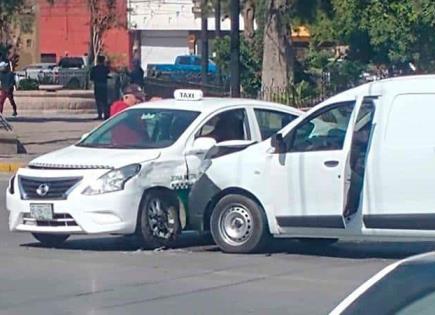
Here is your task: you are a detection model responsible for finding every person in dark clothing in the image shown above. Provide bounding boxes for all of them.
[129,59,144,87]
[0,62,18,116]
[90,55,110,120]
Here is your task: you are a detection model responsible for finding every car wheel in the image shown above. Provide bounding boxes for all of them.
[32,233,69,247]
[137,191,181,249]
[66,78,80,89]
[210,194,270,253]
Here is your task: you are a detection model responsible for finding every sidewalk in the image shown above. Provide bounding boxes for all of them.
[0,113,100,173]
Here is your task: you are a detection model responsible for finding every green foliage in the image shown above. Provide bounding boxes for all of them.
[18,79,39,91]
[214,35,262,96]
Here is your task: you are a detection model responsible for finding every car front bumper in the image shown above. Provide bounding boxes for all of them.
[6,170,143,235]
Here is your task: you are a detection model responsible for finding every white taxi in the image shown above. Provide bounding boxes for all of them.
[189,75,435,253]
[6,90,301,247]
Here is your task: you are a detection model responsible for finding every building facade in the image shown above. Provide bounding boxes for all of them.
[127,0,244,70]
[37,0,131,68]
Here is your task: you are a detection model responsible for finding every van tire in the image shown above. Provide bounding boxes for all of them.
[137,191,181,249]
[210,194,270,253]
[32,233,69,247]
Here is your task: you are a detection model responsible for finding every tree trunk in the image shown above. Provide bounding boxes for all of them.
[261,0,293,97]
[242,0,255,44]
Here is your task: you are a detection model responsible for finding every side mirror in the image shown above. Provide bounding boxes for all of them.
[271,133,286,153]
[205,139,256,159]
[185,137,217,156]
[80,133,89,141]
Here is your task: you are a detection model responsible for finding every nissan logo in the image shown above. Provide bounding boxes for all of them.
[36,184,50,197]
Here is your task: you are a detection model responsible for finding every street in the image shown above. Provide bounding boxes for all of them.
[2,175,435,315]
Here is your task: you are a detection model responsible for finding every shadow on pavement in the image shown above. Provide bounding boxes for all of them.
[21,232,435,260]
[21,232,216,252]
[259,239,435,260]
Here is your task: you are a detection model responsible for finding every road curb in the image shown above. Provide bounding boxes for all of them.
[0,162,23,173]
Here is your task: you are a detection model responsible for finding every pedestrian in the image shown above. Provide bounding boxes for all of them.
[0,62,18,116]
[90,55,110,120]
[129,59,144,87]
[110,84,146,117]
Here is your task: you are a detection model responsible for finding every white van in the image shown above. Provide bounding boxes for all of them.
[6,90,301,247]
[189,75,435,253]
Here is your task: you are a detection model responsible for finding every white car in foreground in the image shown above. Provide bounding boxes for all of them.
[189,75,435,253]
[6,90,301,247]
[330,251,435,314]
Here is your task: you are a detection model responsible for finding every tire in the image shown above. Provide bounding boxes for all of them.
[298,238,338,247]
[66,78,80,89]
[32,233,69,247]
[210,194,270,253]
[137,191,181,249]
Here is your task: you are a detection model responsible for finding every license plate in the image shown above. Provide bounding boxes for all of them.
[30,204,53,220]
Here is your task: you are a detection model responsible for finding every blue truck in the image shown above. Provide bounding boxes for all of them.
[146,55,217,83]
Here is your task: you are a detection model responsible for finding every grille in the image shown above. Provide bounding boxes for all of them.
[19,176,82,200]
[22,213,78,227]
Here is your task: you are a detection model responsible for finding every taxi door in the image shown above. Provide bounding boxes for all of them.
[185,107,253,184]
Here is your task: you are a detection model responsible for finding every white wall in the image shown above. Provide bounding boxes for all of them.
[128,0,244,31]
[141,30,190,70]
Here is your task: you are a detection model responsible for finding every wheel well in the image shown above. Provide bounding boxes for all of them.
[135,186,183,232]
[202,187,265,231]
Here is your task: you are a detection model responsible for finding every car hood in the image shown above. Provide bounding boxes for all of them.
[28,145,161,170]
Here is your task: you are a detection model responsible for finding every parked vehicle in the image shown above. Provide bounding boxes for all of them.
[189,75,435,253]
[147,55,217,82]
[15,63,56,87]
[6,90,301,247]
[53,56,88,89]
[330,251,435,315]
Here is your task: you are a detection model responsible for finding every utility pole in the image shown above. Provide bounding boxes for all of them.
[214,0,222,86]
[230,0,240,97]
[215,0,221,38]
[201,0,209,86]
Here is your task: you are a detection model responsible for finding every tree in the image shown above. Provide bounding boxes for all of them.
[87,0,121,65]
[0,0,32,68]
[261,0,294,92]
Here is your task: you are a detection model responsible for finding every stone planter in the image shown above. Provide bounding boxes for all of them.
[2,90,96,114]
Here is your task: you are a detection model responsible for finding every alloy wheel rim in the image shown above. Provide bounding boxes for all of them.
[147,198,176,240]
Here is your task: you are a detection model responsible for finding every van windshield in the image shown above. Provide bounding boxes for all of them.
[78,108,200,149]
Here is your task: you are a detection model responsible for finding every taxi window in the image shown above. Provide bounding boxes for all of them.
[196,109,250,142]
[78,109,200,149]
[286,101,355,152]
[254,109,297,139]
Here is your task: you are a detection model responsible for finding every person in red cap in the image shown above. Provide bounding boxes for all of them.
[110,84,146,117]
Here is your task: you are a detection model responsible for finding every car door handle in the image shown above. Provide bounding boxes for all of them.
[324,160,339,167]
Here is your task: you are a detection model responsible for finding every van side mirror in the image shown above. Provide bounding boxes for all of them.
[271,133,286,153]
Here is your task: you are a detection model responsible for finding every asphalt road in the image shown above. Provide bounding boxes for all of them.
[2,175,435,315]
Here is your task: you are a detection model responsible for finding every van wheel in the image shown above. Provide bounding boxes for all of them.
[210,194,270,253]
[32,233,69,247]
[137,191,181,249]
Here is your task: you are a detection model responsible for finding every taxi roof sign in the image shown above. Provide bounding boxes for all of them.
[174,89,203,101]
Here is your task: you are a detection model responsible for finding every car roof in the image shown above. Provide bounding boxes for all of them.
[320,74,435,106]
[131,97,302,115]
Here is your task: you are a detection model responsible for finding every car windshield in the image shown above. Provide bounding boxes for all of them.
[78,108,200,149]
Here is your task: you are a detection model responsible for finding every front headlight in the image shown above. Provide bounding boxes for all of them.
[82,164,141,195]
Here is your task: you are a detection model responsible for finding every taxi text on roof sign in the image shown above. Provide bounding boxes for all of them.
[174,89,203,101]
